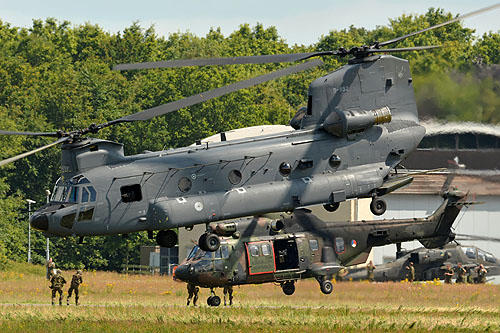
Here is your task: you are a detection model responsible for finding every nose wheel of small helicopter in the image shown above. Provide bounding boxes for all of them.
[199,232,220,252]
[281,281,295,295]
[370,197,387,216]
[207,288,221,307]
[319,279,333,294]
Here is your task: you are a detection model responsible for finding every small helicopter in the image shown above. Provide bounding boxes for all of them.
[174,189,469,306]
[2,4,499,252]
[344,241,500,282]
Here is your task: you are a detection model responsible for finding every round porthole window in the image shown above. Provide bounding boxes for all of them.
[178,177,192,192]
[329,154,341,168]
[279,162,292,177]
[228,170,242,185]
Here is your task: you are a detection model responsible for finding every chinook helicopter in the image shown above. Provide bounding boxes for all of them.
[1,4,499,252]
[174,189,470,306]
[344,240,500,282]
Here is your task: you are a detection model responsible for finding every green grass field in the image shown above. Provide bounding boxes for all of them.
[1,263,499,332]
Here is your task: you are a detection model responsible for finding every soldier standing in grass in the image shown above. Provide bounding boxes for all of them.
[476,264,488,284]
[405,262,415,282]
[366,260,376,282]
[444,264,454,284]
[67,270,83,305]
[186,283,199,306]
[50,269,66,305]
[456,263,466,283]
[46,258,56,280]
[223,285,233,306]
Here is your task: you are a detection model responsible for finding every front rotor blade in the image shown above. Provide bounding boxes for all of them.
[113,52,331,70]
[379,3,500,47]
[455,234,500,243]
[106,59,323,124]
[0,130,61,137]
[0,136,69,167]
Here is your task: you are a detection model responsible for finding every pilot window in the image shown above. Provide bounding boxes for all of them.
[261,243,271,256]
[335,237,345,253]
[120,184,142,202]
[69,186,79,203]
[462,247,477,259]
[309,239,319,251]
[249,245,260,257]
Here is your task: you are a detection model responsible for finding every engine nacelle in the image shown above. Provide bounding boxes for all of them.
[323,106,392,138]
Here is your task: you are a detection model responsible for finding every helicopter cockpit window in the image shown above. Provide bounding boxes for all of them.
[120,184,142,203]
[81,188,90,203]
[187,246,198,260]
[68,186,79,203]
[461,247,477,259]
[249,245,260,257]
[261,243,271,256]
[309,239,319,251]
[477,249,494,262]
[221,245,229,259]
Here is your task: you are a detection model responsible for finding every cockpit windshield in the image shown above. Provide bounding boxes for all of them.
[51,177,97,203]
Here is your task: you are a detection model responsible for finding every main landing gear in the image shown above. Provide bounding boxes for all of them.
[370,196,387,216]
[199,232,220,252]
[323,202,340,212]
[156,230,178,248]
[207,288,221,307]
[281,281,295,295]
[316,277,333,295]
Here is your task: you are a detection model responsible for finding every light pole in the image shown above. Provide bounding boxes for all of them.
[26,199,36,263]
[45,190,51,265]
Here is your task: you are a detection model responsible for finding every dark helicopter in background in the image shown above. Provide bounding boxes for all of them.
[174,189,471,306]
[344,240,500,282]
[1,4,499,252]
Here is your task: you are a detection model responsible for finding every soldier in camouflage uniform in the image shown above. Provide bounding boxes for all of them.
[456,263,466,283]
[186,283,199,306]
[46,258,56,280]
[366,260,376,282]
[223,285,233,306]
[444,264,454,284]
[67,270,83,305]
[475,264,488,284]
[50,269,66,305]
[405,262,415,282]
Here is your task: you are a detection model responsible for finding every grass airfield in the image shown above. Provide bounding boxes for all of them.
[1,264,500,332]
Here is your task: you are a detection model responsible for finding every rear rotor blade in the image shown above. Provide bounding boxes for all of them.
[0,130,62,137]
[379,3,500,47]
[369,45,442,53]
[113,52,333,71]
[106,59,323,125]
[0,136,70,167]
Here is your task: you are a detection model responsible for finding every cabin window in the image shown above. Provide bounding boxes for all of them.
[279,162,292,177]
[178,177,192,193]
[329,154,341,168]
[249,245,260,257]
[68,186,79,203]
[81,188,90,203]
[461,247,477,259]
[309,239,319,251]
[261,243,271,256]
[228,170,242,185]
[87,186,97,202]
[335,237,345,253]
[78,208,94,221]
[120,184,142,203]
[221,245,229,259]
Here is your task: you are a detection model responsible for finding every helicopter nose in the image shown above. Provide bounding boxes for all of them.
[174,264,195,282]
[30,213,49,231]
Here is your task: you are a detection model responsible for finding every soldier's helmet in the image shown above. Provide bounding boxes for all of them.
[56,269,62,274]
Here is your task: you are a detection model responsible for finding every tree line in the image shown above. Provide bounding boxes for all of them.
[0,8,498,270]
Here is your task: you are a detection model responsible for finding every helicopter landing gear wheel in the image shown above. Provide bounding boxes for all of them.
[281,281,295,296]
[156,230,178,248]
[199,233,220,252]
[370,197,387,216]
[207,295,220,307]
[323,202,340,212]
[320,280,333,294]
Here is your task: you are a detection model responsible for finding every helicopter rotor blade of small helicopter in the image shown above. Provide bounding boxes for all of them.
[0,136,70,167]
[378,3,500,48]
[103,59,323,126]
[113,52,334,70]
[0,130,62,137]
[455,234,500,243]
